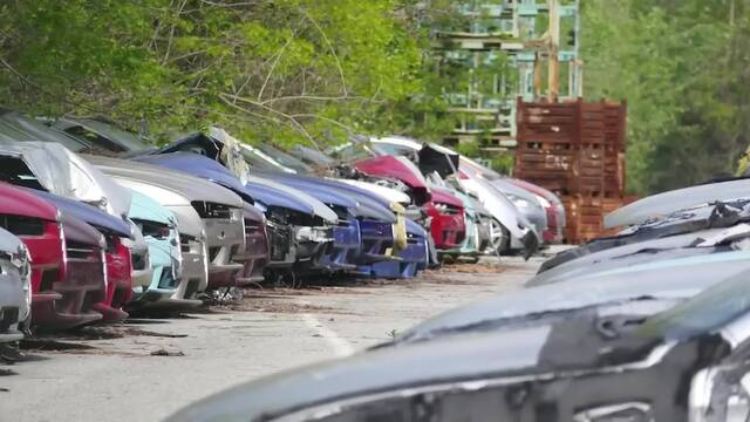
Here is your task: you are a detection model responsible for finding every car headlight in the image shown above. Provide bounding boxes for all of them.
[535,194,551,208]
[254,201,268,214]
[295,227,331,243]
[512,197,530,208]
[230,208,242,222]
[573,402,653,422]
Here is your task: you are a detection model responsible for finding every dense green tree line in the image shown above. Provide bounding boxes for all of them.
[0,0,452,146]
[583,0,750,194]
[1,1,746,194]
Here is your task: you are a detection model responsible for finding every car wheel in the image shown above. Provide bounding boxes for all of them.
[489,218,510,255]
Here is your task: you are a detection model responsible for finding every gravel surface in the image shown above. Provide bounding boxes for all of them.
[0,255,542,422]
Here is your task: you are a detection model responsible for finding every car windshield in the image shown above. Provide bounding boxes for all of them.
[0,113,89,152]
[69,119,149,152]
[637,269,750,340]
[258,144,313,173]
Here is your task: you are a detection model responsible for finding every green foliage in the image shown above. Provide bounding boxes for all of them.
[0,0,444,145]
[583,0,750,193]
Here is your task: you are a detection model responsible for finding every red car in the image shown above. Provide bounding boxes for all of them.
[34,191,134,323]
[0,183,106,329]
[94,233,133,321]
[426,186,466,250]
[353,155,466,251]
[507,178,566,244]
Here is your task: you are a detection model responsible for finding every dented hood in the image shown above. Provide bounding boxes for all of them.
[261,172,398,223]
[133,153,255,203]
[168,324,554,422]
[399,249,750,343]
[0,182,58,221]
[0,142,131,218]
[31,190,132,238]
[354,155,431,204]
[87,155,244,209]
[605,179,750,229]
[245,175,338,224]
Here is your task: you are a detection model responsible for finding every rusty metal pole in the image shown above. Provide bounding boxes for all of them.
[548,0,560,102]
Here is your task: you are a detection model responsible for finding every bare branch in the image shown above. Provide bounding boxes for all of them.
[162,0,189,65]
[302,10,348,97]
[291,113,356,136]
[256,35,294,101]
[218,92,320,147]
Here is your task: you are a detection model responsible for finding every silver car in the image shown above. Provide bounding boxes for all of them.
[0,228,30,343]
[88,156,246,291]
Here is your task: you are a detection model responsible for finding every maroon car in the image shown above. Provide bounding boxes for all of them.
[0,182,106,329]
[353,155,466,251]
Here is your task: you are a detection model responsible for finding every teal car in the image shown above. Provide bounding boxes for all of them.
[126,190,182,306]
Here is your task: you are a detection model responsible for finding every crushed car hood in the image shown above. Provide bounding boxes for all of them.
[0,182,58,221]
[260,172,398,223]
[398,249,750,343]
[0,142,131,218]
[245,175,338,224]
[335,179,411,205]
[87,155,244,209]
[605,178,750,229]
[31,189,132,238]
[354,155,431,204]
[133,152,255,203]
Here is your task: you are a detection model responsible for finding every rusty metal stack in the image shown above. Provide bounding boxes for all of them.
[513,98,628,243]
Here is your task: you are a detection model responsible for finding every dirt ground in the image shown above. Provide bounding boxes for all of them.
[0,255,543,422]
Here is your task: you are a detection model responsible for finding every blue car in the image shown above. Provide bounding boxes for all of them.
[125,190,183,306]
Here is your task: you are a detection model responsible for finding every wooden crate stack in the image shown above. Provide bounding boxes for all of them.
[513,98,628,243]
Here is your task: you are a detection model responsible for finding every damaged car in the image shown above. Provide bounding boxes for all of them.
[125,190,185,307]
[108,177,208,303]
[0,142,137,321]
[0,228,31,343]
[168,260,750,422]
[0,183,106,329]
[87,156,247,291]
[32,191,135,321]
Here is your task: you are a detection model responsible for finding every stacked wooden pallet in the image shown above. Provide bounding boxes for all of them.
[513,98,628,243]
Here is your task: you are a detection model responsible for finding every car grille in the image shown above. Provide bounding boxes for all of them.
[268,224,292,261]
[131,252,147,271]
[0,214,44,236]
[157,267,178,289]
[191,201,232,219]
[66,241,96,260]
[0,307,19,332]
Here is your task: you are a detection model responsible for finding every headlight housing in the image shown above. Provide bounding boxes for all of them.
[295,226,331,243]
[535,194,551,208]
[573,402,654,422]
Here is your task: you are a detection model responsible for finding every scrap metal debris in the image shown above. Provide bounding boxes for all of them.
[150,349,185,357]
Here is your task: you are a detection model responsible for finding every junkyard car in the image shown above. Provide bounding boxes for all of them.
[0,183,106,329]
[126,190,184,306]
[110,177,208,303]
[604,177,750,229]
[52,117,149,154]
[129,153,273,283]
[33,191,134,321]
[0,228,30,342]
[340,136,540,256]
[88,156,247,290]
[168,267,750,422]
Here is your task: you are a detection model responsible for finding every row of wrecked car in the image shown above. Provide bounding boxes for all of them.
[0,110,563,343]
[171,174,750,420]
